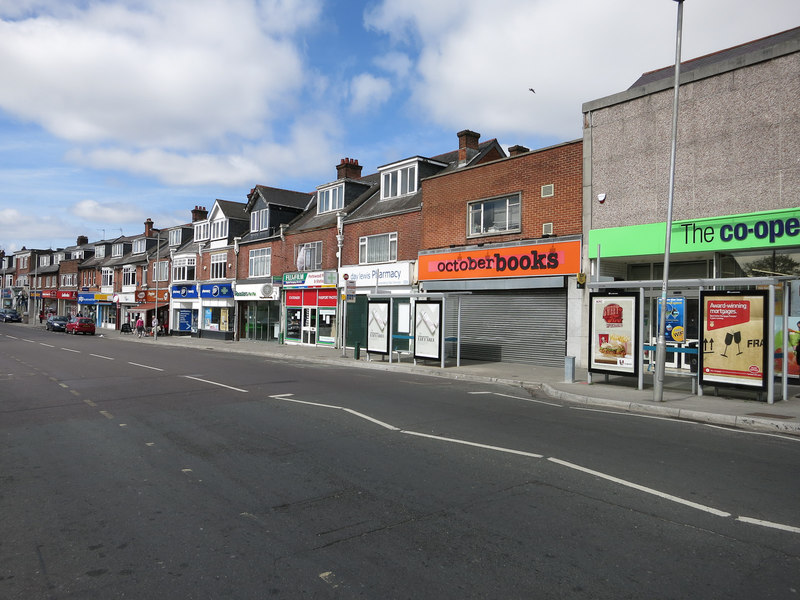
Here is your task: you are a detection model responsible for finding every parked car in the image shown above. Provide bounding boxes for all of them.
[0,308,22,322]
[46,315,70,332]
[66,317,96,335]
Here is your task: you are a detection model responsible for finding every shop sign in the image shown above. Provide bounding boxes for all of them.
[177,309,194,332]
[588,292,640,377]
[136,289,170,303]
[41,290,58,298]
[199,284,234,298]
[57,291,77,300]
[367,300,390,355]
[171,284,198,298]
[699,290,768,390]
[418,240,580,281]
[78,292,96,304]
[234,283,279,301]
[589,207,800,258]
[338,262,413,287]
[283,271,337,288]
[414,301,441,361]
[115,293,135,304]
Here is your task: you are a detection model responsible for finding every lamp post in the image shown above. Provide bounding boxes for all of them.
[654,0,684,402]
[154,230,161,341]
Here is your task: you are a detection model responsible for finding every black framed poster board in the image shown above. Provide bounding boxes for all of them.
[699,290,768,390]
[414,301,442,361]
[588,292,640,377]
[367,300,390,355]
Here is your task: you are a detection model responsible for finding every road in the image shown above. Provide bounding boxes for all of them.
[2,324,799,599]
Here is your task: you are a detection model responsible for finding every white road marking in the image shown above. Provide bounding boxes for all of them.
[269,393,295,399]
[703,424,800,443]
[736,516,800,534]
[40,343,54,348]
[343,409,400,431]
[468,391,493,395]
[61,348,80,353]
[548,457,731,517]
[184,375,248,393]
[99,410,114,419]
[403,430,544,458]
[23,339,35,343]
[129,362,164,371]
[571,406,685,424]
[495,392,562,407]
[6,335,18,339]
[90,354,114,360]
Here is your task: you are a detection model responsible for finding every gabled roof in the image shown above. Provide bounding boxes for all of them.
[212,199,248,221]
[247,185,313,212]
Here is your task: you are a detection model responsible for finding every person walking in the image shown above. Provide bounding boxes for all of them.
[135,315,145,338]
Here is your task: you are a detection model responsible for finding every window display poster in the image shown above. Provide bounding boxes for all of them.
[414,302,441,361]
[657,297,686,342]
[589,293,638,376]
[367,301,390,354]
[700,291,767,390]
[775,281,800,378]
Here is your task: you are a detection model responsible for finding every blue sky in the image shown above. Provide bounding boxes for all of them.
[0,0,797,253]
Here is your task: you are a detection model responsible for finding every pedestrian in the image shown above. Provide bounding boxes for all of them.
[152,315,159,336]
[136,315,145,338]
[39,310,44,324]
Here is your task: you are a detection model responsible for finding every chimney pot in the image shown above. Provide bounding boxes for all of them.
[508,144,530,157]
[336,157,363,180]
[457,129,481,164]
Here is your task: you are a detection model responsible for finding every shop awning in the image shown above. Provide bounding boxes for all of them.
[132,302,169,312]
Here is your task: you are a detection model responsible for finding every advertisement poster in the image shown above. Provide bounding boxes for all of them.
[414,302,442,361]
[367,301,390,355]
[657,297,686,343]
[775,281,800,379]
[699,291,767,390]
[589,293,639,377]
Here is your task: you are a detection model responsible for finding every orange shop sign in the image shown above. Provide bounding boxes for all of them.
[418,240,581,281]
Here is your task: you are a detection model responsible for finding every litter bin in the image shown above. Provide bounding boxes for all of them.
[354,342,361,360]
[687,342,698,373]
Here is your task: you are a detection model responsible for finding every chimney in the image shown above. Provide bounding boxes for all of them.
[144,218,154,237]
[336,157,363,180]
[508,145,530,157]
[457,129,480,164]
[76,235,88,246]
[191,205,208,222]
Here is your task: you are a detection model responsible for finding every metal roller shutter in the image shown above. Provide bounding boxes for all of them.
[446,290,567,366]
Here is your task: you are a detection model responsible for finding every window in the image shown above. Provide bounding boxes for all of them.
[169,229,182,246]
[39,255,50,267]
[250,209,268,232]
[55,253,65,264]
[112,243,124,257]
[172,257,196,282]
[123,266,136,286]
[72,250,84,259]
[295,242,322,271]
[381,164,417,199]
[317,184,343,214]
[541,184,554,198]
[249,248,271,277]
[195,222,209,242]
[153,261,169,282]
[101,268,113,287]
[211,219,228,240]
[468,194,521,236]
[133,239,146,254]
[359,232,397,264]
[95,246,106,258]
[210,253,227,279]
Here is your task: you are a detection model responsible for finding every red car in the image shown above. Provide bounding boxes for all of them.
[66,317,96,335]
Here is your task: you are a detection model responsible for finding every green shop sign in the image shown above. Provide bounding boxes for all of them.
[589,208,800,258]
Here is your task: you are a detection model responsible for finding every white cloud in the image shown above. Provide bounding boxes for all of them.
[349,73,392,114]
[71,199,142,223]
[374,52,412,80]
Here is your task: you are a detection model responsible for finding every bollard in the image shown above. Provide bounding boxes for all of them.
[564,355,575,383]
[354,342,361,360]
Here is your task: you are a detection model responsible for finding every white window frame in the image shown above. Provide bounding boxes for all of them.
[250,209,269,233]
[172,257,196,282]
[210,253,227,279]
[133,239,146,254]
[55,253,65,264]
[381,162,417,200]
[468,194,521,237]
[359,232,397,265]
[211,219,228,241]
[72,250,84,260]
[249,248,271,278]
[94,246,106,258]
[295,241,322,271]
[123,265,137,287]
[39,255,50,267]
[101,267,114,287]
[195,222,210,242]
[169,229,182,246]
[153,261,169,282]
[317,184,344,214]
[112,243,124,257]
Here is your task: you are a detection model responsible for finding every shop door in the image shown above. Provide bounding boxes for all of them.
[302,307,317,345]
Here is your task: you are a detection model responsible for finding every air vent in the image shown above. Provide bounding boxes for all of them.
[541,184,554,198]
[542,222,554,237]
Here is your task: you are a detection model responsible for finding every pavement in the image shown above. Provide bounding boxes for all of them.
[95,327,800,437]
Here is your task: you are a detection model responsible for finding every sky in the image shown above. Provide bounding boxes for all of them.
[0,0,797,253]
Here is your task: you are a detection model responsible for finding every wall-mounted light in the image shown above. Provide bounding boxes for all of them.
[597,193,607,204]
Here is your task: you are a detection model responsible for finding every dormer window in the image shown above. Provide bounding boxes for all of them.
[39,255,50,267]
[250,209,268,232]
[95,245,106,258]
[380,160,417,200]
[211,219,228,240]
[55,253,65,264]
[169,229,182,246]
[317,184,344,214]
[195,222,209,242]
[72,250,84,260]
[112,243,124,257]
[133,239,146,254]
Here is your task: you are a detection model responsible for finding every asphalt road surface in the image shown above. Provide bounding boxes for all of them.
[2,324,799,599]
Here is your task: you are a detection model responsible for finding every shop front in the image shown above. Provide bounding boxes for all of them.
[234,281,281,342]
[283,271,338,347]
[77,292,109,327]
[170,284,199,336]
[134,289,170,333]
[199,283,235,340]
[40,290,58,316]
[418,238,582,366]
[57,290,78,317]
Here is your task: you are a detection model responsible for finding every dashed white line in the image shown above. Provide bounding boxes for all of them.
[184,375,248,393]
[40,343,55,348]
[129,362,164,371]
[23,339,35,343]
[61,348,80,353]
[736,516,800,534]
[90,353,114,360]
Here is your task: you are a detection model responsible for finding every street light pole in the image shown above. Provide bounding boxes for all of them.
[654,0,684,402]
[154,230,161,341]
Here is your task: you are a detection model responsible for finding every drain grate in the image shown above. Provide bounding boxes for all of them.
[746,412,795,420]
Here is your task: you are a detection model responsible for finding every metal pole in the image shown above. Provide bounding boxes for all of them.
[768,284,775,404]
[654,0,684,402]
[782,282,789,401]
[154,232,160,341]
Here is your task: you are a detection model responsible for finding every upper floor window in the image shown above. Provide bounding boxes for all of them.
[169,229,182,246]
[317,184,343,214]
[250,209,268,232]
[55,253,65,264]
[101,267,113,287]
[133,239,146,254]
[249,248,271,277]
[94,246,106,258]
[468,194,521,237]
[39,255,50,267]
[211,219,228,240]
[381,163,417,200]
[123,265,137,286]
[172,257,196,282]
[112,243,124,257]
[71,250,84,260]
[359,232,397,264]
[295,241,322,271]
[210,253,227,279]
[195,222,209,242]
[153,261,169,282]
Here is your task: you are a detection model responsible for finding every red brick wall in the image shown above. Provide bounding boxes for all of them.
[421,140,583,250]
[341,210,422,265]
